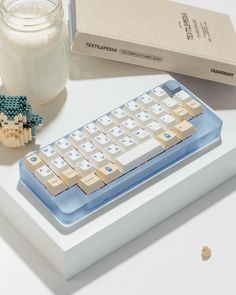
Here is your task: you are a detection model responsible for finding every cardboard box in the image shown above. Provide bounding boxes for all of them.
[69,0,236,86]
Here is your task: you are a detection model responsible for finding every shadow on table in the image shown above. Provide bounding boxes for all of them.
[69,53,158,81]
[69,53,236,111]
[1,175,236,295]
[0,140,40,165]
[33,88,67,128]
[171,73,236,110]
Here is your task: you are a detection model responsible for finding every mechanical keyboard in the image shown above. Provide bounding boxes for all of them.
[19,79,222,229]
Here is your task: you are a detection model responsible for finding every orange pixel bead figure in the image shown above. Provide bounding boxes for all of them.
[0,95,43,148]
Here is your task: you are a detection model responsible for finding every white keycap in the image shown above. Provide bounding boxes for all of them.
[161,97,178,111]
[114,138,164,173]
[121,118,138,133]
[137,94,154,109]
[118,136,136,151]
[68,129,87,147]
[54,137,72,155]
[132,128,150,143]
[75,159,95,177]
[93,133,112,149]
[25,154,44,172]
[78,141,97,158]
[159,114,177,129]
[123,100,141,115]
[89,152,109,168]
[148,104,165,119]
[50,156,70,175]
[110,108,128,123]
[104,144,122,161]
[107,125,125,141]
[146,121,164,136]
[135,111,152,127]
[83,122,100,138]
[35,165,55,184]
[64,149,84,167]
[174,90,192,105]
[149,87,168,101]
[97,115,114,131]
[39,145,58,164]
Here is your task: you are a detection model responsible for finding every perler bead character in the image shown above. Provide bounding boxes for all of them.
[0,95,43,148]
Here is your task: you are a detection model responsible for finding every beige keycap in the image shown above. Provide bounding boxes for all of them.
[60,168,79,187]
[171,106,191,121]
[173,120,196,140]
[45,176,67,196]
[157,130,180,149]
[25,153,44,172]
[184,100,203,117]
[96,163,122,184]
[78,173,104,194]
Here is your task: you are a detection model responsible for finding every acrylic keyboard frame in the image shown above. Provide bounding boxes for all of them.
[19,79,222,229]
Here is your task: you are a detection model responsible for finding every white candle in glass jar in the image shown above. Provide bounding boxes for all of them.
[0,0,69,105]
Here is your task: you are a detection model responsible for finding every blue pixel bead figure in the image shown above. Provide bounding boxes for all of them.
[0,95,43,148]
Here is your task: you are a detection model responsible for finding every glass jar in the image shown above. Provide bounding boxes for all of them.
[0,0,69,105]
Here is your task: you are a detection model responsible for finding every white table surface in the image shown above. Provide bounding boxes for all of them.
[0,0,236,294]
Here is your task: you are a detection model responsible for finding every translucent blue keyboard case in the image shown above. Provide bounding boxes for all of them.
[19,80,222,228]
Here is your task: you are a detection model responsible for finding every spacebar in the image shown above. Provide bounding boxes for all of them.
[114,138,164,173]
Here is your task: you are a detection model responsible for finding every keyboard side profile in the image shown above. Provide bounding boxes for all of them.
[19,79,222,228]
